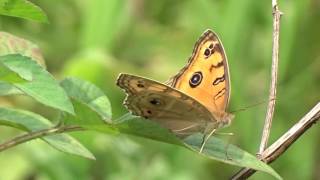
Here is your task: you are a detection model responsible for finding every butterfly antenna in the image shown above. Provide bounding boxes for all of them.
[199,129,216,153]
[230,98,276,114]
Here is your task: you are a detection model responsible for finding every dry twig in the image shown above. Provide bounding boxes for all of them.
[258,0,282,155]
[231,102,320,179]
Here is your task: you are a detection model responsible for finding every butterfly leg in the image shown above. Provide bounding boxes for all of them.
[199,128,216,153]
[172,124,199,133]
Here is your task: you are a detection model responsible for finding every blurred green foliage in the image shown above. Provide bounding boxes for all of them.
[0,0,319,179]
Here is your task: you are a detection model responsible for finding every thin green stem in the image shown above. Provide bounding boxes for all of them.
[0,125,84,152]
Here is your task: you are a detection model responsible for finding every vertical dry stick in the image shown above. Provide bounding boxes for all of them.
[258,0,282,155]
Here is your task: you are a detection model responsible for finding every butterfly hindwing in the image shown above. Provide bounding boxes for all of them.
[117,73,219,136]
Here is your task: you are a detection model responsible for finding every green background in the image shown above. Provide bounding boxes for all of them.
[0,0,319,179]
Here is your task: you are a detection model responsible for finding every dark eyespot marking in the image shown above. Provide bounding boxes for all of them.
[137,83,144,88]
[147,110,152,114]
[213,74,225,86]
[204,48,211,57]
[149,98,162,106]
[189,71,203,88]
[136,80,145,88]
[209,43,214,49]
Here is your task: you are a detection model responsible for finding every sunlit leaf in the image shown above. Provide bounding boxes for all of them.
[0,54,74,114]
[60,77,116,133]
[0,0,48,23]
[61,77,112,122]
[60,77,114,132]
[0,107,95,160]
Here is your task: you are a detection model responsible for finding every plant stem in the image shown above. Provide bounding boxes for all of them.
[0,125,84,152]
[258,0,282,156]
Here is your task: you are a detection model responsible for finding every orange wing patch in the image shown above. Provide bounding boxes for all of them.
[169,30,230,116]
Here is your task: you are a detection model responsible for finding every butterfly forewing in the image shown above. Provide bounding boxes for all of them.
[167,30,231,115]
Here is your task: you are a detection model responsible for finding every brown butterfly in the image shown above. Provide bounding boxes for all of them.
[116,30,234,152]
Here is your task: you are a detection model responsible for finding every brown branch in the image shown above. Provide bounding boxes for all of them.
[258,0,282,155]
[231,102,320,179]
[0,125,84,152]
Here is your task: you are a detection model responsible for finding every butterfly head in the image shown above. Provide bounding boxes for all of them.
[215,112,234,128]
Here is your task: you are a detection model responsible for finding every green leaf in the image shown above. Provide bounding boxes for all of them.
[60,77,114,132]
[0,0,48,23]
[0,61,29,82]
[0,31,46,95]
[115,114,282,180]
[0,58,29,95]
[116,114,182,145]
[61,77,112,122]
[184,134,282,180]
[0,107,95,160]
[0,54,74,114]
[0,82,23,95]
